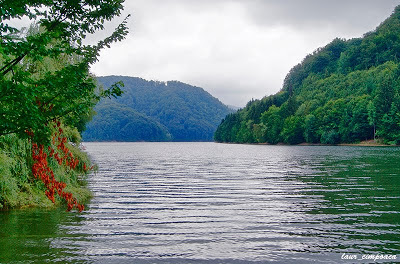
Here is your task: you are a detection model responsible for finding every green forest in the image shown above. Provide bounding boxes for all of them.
[0,1,127,210]
[82,76,233,142]
[215,6,400,145]
[83,100,172,142]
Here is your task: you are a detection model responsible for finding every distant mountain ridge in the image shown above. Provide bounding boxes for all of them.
[82,76,232,141]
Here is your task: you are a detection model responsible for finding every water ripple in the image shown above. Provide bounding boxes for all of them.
[3,142,397,263]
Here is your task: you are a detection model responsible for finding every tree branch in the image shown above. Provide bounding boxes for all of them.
[0,54,26,76]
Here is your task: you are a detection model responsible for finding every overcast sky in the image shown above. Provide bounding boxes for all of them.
[90,0,399,107]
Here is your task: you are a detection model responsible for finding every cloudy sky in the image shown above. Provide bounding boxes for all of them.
[90,0,399,107]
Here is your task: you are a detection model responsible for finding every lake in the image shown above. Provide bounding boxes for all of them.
[1,142,399,263]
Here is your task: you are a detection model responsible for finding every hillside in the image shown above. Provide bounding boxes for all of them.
[215,6,400,145]
[82,76,232,141]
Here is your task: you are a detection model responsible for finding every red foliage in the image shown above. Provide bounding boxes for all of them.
[28,121,88,212]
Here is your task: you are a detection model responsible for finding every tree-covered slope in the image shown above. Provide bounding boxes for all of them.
[215,5,400,145]
[82,76,232,141]
[82,101,171,142]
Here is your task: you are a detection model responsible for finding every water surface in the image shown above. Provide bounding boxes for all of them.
[1,142,399,263]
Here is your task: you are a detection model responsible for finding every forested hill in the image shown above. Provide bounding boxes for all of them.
[82,76,232,141]
[215,6,400,145]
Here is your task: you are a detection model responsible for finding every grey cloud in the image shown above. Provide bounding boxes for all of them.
[91,1,400,107]
[144,0,399,33]
[241,0,398,32]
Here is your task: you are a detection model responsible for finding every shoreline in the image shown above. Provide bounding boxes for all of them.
[217,140,398,147]
[300,139,396,147]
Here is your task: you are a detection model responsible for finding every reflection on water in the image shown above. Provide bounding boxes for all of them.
[0,143,399,263]
[0,208,89,264]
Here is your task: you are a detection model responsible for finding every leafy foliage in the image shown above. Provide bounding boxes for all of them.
[82,76,233,141]
[215,6,400,145]
[0,0,128,141]
[0,1,127,210]
[0,132,92,210]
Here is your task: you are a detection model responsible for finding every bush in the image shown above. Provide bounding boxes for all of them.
[0,133,92,210]
[0,153,18,208]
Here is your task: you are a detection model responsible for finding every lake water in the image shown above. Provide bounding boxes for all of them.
[1,142,399,263]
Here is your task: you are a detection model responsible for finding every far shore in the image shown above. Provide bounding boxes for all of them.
[302,140,397,147]
[82,140,399,147]
[218,139,398,147]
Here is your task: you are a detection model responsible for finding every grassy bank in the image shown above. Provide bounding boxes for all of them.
[0,133,93,210]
